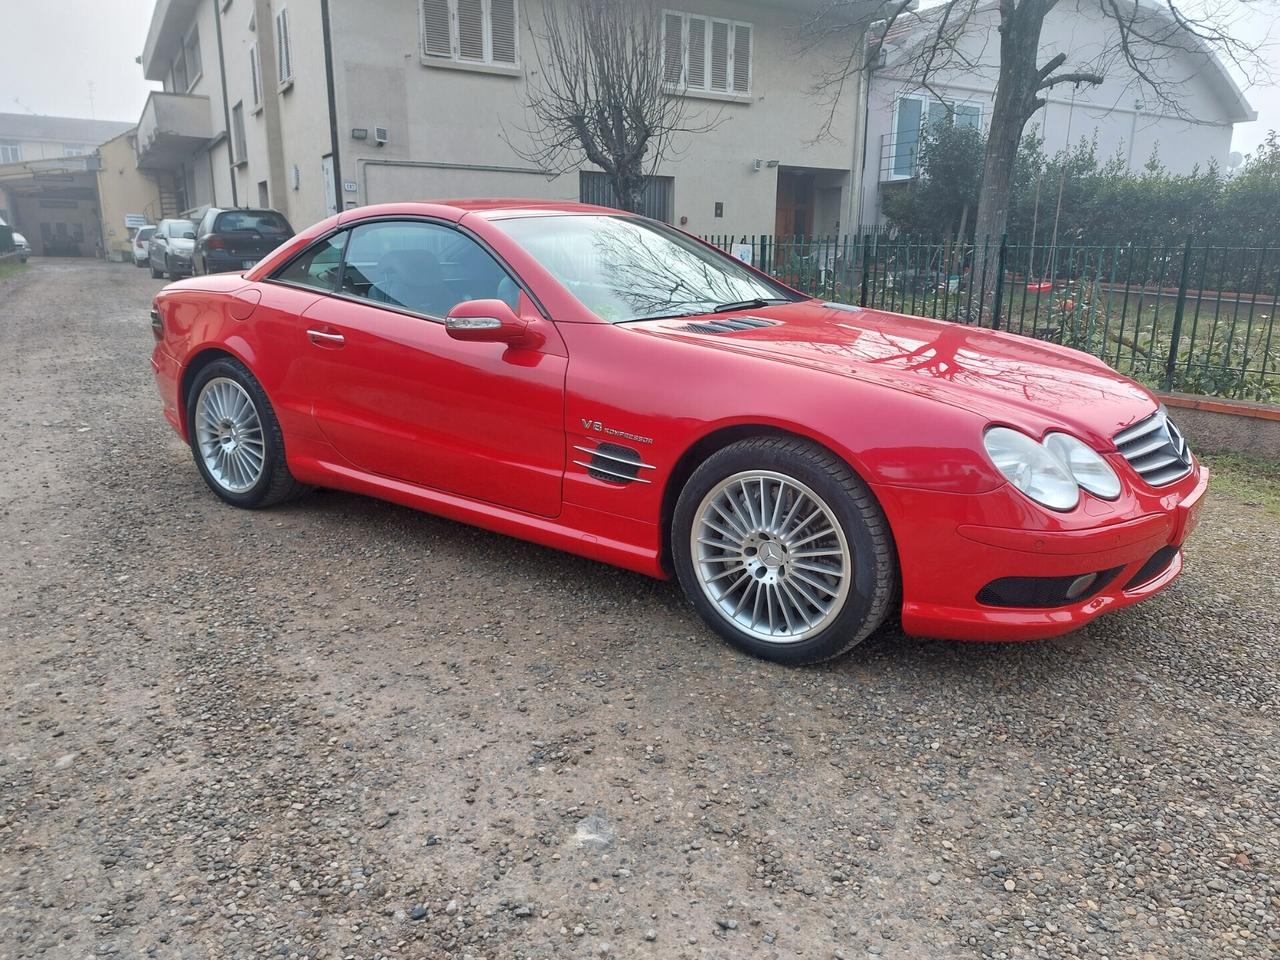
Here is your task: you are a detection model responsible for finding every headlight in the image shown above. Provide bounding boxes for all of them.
[983,427,1080,511]
[1043,432,1121,500]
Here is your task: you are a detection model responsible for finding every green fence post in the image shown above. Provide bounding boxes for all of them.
[991,234,1009,330]
[859,233,872,308]
[1163,236,1195,391]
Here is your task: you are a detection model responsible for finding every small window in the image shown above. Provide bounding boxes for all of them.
[276,231,348,291]
[663,11,751,95]
[185,26,203,85]
[249,43,262,107]
[0,141,21,164]
[890,96,983,178]
[341,220,517,317]
[231,102,247,164]
[275,7,294,86]
[420,0,519,67]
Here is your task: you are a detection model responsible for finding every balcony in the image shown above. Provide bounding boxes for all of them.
[879,132,920,183]
[135,92,213,171]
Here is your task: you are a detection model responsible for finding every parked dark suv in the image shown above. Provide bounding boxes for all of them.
[193,207,295,275]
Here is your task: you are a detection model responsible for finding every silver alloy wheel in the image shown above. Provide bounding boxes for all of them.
[691,470,852,644]
[194,377,267,494]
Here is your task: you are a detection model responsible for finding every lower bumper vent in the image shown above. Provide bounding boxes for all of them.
[977,567,1122,608]
[1123,546,1180,591]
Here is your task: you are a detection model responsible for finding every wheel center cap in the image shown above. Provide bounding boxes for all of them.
[759,540,786,568]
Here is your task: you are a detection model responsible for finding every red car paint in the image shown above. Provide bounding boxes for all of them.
[150,200,1206,642]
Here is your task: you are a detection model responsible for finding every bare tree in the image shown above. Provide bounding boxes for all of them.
[509,0,713,214]
[806,0,1269,247]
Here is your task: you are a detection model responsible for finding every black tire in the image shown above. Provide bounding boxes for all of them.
[151,261,164,279]
[672,437,897,665]
[185,357,309,509]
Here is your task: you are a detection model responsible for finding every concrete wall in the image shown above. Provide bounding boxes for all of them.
[96,131,165,260]
[1162,393,1280,460]
[861,1,1247,226]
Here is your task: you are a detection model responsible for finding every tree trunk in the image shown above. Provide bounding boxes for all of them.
[971,0,1051,317]
[614,169,647,215]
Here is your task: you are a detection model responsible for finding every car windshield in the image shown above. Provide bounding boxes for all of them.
[214,210,291,235]
[170,221,196,238]
[492,214,797,323]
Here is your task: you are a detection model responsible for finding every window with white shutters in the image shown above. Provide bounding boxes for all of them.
[275,7,293,87]
[419,0,519,67]
[662,13,683,84]
[662,11,752,96]
[249,43,261,107]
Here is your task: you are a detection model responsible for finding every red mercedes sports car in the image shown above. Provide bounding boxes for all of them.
[150,200,1207,664]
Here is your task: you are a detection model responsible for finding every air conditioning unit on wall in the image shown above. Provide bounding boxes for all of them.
[373,127,388,147]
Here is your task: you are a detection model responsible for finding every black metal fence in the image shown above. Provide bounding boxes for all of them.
[702,232,1280,403]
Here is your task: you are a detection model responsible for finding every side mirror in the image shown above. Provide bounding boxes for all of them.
[182,231,197,240]
[445,299,530,345]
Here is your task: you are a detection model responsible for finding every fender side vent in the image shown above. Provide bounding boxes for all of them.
[680,316,779,335]
[572,442,654,485]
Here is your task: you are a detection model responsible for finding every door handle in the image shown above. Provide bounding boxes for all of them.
[307,328,345,347]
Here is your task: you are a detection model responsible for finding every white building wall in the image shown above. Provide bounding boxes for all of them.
[861,1,1247,227]
[331,0,864,237]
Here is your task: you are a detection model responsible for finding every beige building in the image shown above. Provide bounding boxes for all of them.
[96,129,166,260]
[138,0,884,238]
[0,113,134,257]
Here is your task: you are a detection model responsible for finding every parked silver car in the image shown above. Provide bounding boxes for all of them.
[12,231,30,262]
[149,219,197,279]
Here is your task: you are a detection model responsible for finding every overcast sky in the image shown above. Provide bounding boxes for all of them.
[0,0,1276,160]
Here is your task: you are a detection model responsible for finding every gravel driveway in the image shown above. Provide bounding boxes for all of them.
[1,258,1277,960]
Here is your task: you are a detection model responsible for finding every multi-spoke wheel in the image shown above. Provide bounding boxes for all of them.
[185,357,308,508]
[195,378,266,494]
[673,438,897,664]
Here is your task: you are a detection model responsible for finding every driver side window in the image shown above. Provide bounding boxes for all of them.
[340,220,519,318]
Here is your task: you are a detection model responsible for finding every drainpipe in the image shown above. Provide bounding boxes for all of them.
[213,0,239,207]
[321,0,344,216]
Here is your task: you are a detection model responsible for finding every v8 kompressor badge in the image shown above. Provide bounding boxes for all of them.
[581,418,655,445]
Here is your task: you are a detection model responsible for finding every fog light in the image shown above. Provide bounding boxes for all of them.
[1065,573,1098,600]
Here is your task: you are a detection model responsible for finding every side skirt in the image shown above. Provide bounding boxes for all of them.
[288,454,668,579]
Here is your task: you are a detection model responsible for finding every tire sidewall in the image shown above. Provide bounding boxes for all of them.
[673,441,891,665]
[185,358,283,508]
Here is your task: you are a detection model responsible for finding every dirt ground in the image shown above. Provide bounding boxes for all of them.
[1,258,1277,960]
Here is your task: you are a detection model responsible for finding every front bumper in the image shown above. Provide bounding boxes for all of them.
[875,464,1209,641]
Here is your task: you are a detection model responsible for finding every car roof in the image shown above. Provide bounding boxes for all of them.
[336,199,634,225]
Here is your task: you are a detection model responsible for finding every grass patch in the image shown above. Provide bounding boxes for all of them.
[0,260,28,281]
[1200,452,1280,518]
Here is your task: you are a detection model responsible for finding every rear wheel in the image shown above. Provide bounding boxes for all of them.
[151,261,164,279]
[186,357,307,509]
[672,437,896,665]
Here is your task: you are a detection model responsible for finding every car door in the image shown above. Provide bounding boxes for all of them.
[150,222,168,267]
[284,219,568,518]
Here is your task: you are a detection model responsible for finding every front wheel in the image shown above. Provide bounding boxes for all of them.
[672,437,897,665]
[186,357,308,508]
[151,261,164,279]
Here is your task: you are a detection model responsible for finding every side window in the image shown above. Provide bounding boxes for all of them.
[275,231,348,291]
[340,220,518,317]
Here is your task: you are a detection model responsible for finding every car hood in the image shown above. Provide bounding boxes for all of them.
[633,300,1157,447]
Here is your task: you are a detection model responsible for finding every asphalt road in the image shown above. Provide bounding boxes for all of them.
[1,258,1277,959]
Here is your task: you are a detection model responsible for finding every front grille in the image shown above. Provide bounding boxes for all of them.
[1113,410,1193,487]
[680,316,779,335]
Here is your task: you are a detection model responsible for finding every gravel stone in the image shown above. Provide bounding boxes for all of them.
[1,259,1277,959]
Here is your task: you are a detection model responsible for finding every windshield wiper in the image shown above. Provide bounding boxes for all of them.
[708,298,789,314]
